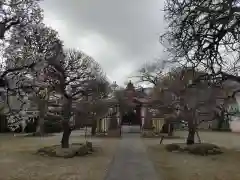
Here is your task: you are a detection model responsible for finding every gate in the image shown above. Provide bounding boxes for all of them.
[121,125,141,133]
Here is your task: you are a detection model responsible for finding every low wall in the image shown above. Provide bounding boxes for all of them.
[230,119,240,133]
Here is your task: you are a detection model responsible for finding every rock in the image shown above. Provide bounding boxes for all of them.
[208,147,223,155]
[86,141,93,152]
[184,143,222,156]
[37,145,58,157]
[37,142,94,158]
[165,143,181,152]
[55,147,76,158]
[72,143,83,146]
[164,143,223,156]
[76,145,89,156]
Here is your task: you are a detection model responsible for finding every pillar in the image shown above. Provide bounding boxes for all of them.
[116,104,120,125]
[141,105,146,127]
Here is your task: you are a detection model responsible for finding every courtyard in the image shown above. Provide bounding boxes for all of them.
[0,130,240,180]
[0,131,119,180]
[144,131,240,180]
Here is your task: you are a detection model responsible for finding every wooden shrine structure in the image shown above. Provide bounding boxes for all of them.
[93,81,174,137]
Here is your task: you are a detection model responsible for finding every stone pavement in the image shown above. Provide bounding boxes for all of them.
[105,133,159,180]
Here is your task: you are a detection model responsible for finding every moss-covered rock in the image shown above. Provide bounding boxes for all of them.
[184,143,223,156]
[86,141,93,152]
[36,142,94,158]
[37,145,59,157]
[76,145,89,156]
[164,143,223,156]
[55,147,76,158]
[165,143,181,152]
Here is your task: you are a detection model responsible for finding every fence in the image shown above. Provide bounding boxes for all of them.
[152,118,165,134]
[96,117,110,134]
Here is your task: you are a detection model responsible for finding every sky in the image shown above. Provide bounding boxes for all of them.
[40,0,166,86]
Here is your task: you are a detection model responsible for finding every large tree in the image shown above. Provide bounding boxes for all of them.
[0,0,43,40]
[0,0,44,96]
[3,23,62,135]
[0,1,52,133]
[153,67,221,144]
[46,48,108,148]
[161,0,240,90]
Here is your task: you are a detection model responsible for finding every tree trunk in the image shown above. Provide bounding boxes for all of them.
[91,119,97,136]
[61,97,72,148]
[36,99,48,136]
[185,108,196,145]
[217,112,225,130]
[36,117,44,136]
[187,127,195,144]
[161,123,173,135]
[168,123,174,136]
[61,121,72,148]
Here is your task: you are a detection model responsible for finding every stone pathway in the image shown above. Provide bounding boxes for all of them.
[105,133,159,180]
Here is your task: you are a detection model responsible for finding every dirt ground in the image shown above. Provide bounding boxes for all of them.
[0,131,120,180]
[144,131,240,180]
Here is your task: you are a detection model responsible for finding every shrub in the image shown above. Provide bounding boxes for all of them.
[44,121,62,133]
[24,120,37,133]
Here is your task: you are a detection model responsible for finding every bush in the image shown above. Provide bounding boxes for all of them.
[44,121,62,133]
[0,114,11,133]
[24,115,62,134]
[43,115,62,133]
[37,141,94,158]
[24,121,37,133]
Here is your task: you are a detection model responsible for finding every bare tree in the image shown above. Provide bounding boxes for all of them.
[76,76,110,135]
[0,0,109,148]
[161,0,240,95]
[46,48,108,148]
[153,67,222,144]
[76,97,110,136]
[134,60,167,86]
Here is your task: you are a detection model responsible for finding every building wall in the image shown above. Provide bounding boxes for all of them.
[229,93,240,132]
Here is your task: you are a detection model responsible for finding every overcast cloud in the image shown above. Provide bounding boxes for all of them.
[40,0,165,86]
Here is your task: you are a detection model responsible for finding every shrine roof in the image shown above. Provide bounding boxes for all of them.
[132,97,151,104]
